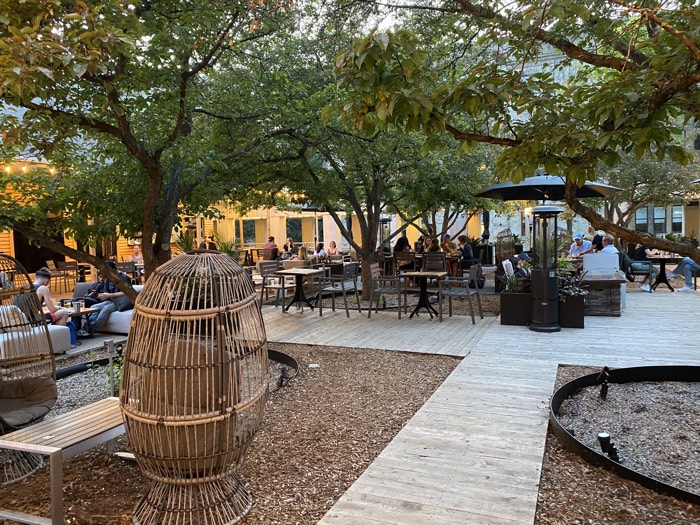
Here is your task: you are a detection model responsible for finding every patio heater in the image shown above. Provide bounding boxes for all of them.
[379,217,391,252]
[529,205,562,333]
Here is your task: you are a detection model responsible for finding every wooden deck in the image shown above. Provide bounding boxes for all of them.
[266,291,700,525]
[263,304,497,356]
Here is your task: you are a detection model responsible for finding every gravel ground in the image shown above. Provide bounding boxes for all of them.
[536,365,699,525]
[0,343,459,524]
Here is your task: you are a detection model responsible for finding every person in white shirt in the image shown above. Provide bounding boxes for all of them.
[568,233,592,257]
[599,234,619,254]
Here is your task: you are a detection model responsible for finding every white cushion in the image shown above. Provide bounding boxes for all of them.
[0,325,70,358]
[0,305,30,333]
[100,310,133,335]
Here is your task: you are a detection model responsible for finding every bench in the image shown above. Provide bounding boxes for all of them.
[0,397,124,525]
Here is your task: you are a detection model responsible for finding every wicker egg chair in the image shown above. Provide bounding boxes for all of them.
[120,251,269,525]
[0,254,57,485]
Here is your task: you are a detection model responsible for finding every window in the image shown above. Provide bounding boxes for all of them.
[671,206,683,233]
[635,208,648,232]
[240,220,256,245]
[653,207,666,234]
[317,218,324,243]
[286,218,302,242]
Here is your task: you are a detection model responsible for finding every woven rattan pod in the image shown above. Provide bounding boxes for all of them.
[120,251,269,525]
[0,253,57,484]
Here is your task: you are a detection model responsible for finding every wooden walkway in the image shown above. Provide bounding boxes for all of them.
[264,291,700,525]
[263,305,497,356]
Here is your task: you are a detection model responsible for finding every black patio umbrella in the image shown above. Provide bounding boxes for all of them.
[475,174,621,201]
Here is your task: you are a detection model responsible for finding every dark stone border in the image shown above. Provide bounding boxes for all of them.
[549,365,700,504]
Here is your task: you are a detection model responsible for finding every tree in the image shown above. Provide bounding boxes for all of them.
[205,4,497,295]
[0,0,288,297]
[331,0,700,261]
[596,149,698,233]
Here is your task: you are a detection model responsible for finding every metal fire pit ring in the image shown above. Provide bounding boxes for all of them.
[550,365,700,504]
[268,348,299,391]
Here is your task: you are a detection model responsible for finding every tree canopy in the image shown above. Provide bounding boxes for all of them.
[331,0,700,259]
[0,0,289,292]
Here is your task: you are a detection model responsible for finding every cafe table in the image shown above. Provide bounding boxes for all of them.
[275,267,324,312]
[400,271,448,319]
[647,254,682,291]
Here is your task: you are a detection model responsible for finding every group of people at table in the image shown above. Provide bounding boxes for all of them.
[568,227,700,293]
[262,236,343,261]
[392,234,475,272]
[26,244,145,340]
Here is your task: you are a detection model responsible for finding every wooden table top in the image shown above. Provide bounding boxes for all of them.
[401,271,448,278]
[275,268,325,276]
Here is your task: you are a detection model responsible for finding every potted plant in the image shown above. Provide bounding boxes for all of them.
[499,272,532,326]
[558,270,587,328]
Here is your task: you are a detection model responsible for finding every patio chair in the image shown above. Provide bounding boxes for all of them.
[258,261,294,308]
[262,248,279,260]
[692,268,699,290]
[56,261,79,293]
[394,252,416,274]
[44,260,69,293]
[627,258,653,292]
[421,252,446,272]
[0,254,57,484]
[316,262,362,318]
[437,264,483,324]
[328,255,344,263]
[116,261,141,285]
[367,262,408,319]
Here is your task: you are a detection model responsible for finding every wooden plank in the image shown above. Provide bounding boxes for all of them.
[319,291,700,525]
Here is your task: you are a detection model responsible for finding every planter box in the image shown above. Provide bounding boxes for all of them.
[559,295,585,328]
[500,292,532,326]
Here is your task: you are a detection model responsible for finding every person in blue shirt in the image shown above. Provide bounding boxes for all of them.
[457,235,475,269]
[568,233,593,257]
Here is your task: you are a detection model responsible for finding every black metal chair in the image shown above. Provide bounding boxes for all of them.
[367,262,408,319]
[316,263,362,317]
[438,264,484,324]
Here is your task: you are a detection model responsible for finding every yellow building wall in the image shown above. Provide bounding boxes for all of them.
[0,230,13,255]
[685,206,699,238]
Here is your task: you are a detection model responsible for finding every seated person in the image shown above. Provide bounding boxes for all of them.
[568,233,592,257]
[393,236,415,270]
[414,235,425,254]
[669,251,700,293]
[599,234,618,254]
[263,236,278,250]
[313,242,326,257]
[630,244,659,292]
[440,234,458,256]
[22,268,70,326]
[130,245,144,265]
[427,238,441,252]
[588,226,605,252]
[282,238,296,259]
[74,279,106,308]
[457,235,474,269]
[82,261,131,335]
[326,240,339,256]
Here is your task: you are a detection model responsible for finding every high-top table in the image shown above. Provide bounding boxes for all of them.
[400,271,448,319]
[275,268,324,312]
[647,255,682,291]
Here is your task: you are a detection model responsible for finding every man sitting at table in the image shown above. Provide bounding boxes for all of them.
[568,233,592,257]
[631,244,660,293]
[599,234,618,254]
[669,250,700,293]
[79,261,130,335]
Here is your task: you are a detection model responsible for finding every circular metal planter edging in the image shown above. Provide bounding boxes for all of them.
[549,365,700,504]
